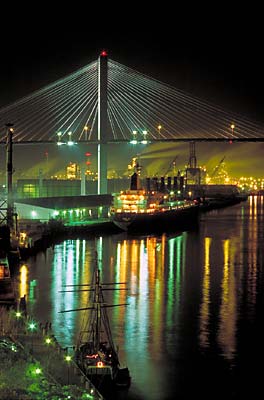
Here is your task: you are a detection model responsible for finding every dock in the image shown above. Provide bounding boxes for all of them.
[0,308,104,399]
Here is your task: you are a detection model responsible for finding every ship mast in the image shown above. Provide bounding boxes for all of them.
[59,252,128,355]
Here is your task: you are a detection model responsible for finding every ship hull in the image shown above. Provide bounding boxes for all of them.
[77,362,131,398]
[112,205,199,233]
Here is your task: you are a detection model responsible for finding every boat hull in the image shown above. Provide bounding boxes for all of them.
[112,204,199,233]
[77,363,131,397]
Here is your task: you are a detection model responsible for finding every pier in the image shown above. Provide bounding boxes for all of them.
[0,307,104,399]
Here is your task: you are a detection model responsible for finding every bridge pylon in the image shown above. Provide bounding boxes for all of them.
[97,50,108,195]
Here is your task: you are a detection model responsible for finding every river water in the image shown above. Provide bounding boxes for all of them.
[14,196,264,399]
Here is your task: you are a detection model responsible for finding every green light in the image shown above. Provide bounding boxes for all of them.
[35,368,42,375]
[45,337,52,345]
[28,321,36,331]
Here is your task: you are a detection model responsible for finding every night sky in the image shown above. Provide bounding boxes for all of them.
[0,7,263,178]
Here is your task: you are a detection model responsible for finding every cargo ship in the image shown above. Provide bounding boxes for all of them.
[111,163,199,233]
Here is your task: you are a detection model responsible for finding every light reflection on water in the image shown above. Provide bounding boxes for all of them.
[17,196,264,399]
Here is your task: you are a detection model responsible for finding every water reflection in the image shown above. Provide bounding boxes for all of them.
[217,239,236,361]
[199,237,211,349]
[19,264,28,299]
[19,198,264,399]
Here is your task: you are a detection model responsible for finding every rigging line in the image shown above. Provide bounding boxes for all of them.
[112,76,256,137]
[80,100,98,141]
[79,97,98,140]
[107,101,128,140]
[109,76,192,136]
[15,83,97,142]
[2,69,97,120]
[39,98,96,142]
[110,71,205,134]
[108,98,138,140]
[112,63,261,138]
[109,78,194,138]
[88,105,98,140]
[121,83,223,137]
[108,100,130,140]
[63,90,99,136]
[108,92,145,137]
[143,79,262,137]
[45,85,98,139]
[158,83,264,134]
[5,84,97,142]
[7,73,97,141]
[155,87,258,138]
[114,72,224,139]
[107,107,118,140]
[110,59,263,133]
[109,91,180,141]
[0,61,97,113]
[108,90,153,134]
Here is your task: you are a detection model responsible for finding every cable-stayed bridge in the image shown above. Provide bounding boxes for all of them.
[1,52,264,144]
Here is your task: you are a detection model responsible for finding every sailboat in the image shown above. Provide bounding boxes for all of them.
[59,252,131,395]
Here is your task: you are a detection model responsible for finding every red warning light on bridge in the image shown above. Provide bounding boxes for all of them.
[85,152,92,157]
[101,50,108,57]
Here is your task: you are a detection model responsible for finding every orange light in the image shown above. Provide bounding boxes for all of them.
[97,361,104,367]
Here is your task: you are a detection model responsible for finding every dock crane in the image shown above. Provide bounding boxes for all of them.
[210,156,226,179]
[156,155,179,177]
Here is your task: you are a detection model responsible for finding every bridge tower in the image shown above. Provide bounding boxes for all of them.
[6,123,14,228]
[97,50,108,194]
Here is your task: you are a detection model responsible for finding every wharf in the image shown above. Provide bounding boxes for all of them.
[1,310,104,399]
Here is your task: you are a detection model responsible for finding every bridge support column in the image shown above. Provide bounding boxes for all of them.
[6,124,14,229]
[97,51,108,195]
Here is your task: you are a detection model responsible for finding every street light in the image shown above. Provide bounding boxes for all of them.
[65,354,72,385]
[57,131,63,146]
[130,130,138,144]
[229,124,235,144]
[157,125,162,139]
[28,320,37,354]
[142,130,148,144]
[67,131,74,146]
[84,125,89,141]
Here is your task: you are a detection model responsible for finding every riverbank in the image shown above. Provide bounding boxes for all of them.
[18,219,122,260]
[5,194,249,262]
[0,307,103,399]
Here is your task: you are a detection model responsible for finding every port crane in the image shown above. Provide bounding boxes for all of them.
[210,156,226,179]
[155,156,179,177]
